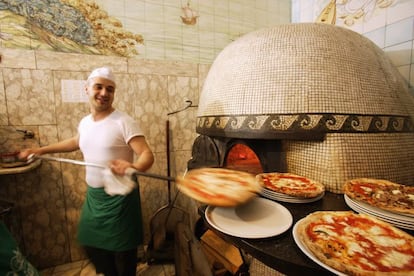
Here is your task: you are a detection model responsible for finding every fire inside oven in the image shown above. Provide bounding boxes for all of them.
[225,143,262,174]
[187,135,286,174]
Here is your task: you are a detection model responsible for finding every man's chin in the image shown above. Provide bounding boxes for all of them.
[94,105,110,111]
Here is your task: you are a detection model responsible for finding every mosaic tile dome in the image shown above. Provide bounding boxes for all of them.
[196,23,414,139]
[196,23,414,192]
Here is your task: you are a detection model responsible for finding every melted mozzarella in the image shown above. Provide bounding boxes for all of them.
[368,225,385,235]
[360,186,372,193]
[392,189,401,195]
[349,226,366,236]
[314,224,337,238]
[359,257,378,270]
[276,178,297,187]
[381,250,413,268]
[347,241,365,256]
[375,190,385,199]
[371,236,406,247]
[322,214,335,224]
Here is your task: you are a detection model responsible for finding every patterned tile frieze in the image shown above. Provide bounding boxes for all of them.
[196,113,414,138]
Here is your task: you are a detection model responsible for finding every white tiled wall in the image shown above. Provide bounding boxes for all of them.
[292,0,414,94]
[95,0,291,64]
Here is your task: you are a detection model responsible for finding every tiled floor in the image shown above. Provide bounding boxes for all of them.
[40,260,175,276]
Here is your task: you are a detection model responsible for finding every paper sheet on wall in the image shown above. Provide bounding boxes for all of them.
[61,80,88,103]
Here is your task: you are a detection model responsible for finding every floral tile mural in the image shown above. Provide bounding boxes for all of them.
[0,0,292,63]
[0,0,143,57]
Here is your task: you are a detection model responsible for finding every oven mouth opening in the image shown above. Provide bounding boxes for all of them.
[187,135,286,174]
[224,143,262,175]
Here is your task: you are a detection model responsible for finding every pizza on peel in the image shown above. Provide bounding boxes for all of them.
[176,167,263,207]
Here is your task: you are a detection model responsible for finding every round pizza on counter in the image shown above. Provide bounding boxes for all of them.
[344,178,414,215]
[256,172,325,198]
[295,211,414,275]
[176,167,263,207]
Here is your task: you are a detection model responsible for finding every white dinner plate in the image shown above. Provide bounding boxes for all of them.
[205,197,293,238]
[346,200,410,226]
[344,195,414,230]
[261,190,325,203]
[348,207,414,230]
[262,188,312,199]
[344,195,414,221]
[344,195,412,222]
[292,218,346,276]
[344,195,414,220]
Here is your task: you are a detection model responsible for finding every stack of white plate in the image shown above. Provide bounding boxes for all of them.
[260,188,325,203]
[344,194,414,230]
[205,197,293,238]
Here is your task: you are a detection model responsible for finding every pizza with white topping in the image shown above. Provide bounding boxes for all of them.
[344,178,414,215]
[176,167,263,207]
[295,211,414,275]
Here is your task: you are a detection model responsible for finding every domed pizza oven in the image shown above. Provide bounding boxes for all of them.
[188,23,414,193]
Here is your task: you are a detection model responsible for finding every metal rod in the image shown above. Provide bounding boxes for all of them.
[29,154,176,182]
[133,171,175,182]
[31,154,106,168]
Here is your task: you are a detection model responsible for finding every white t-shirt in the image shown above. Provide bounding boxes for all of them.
[78,110,144,188]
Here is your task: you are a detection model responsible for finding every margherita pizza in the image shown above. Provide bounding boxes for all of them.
[176,167,263,207]
[344,178,414,215]
[296,211,414,275]
[256,172,325,198]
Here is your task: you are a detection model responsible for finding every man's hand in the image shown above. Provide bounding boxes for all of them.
[109,159,133,175]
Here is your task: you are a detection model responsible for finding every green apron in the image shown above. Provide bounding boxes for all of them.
[0,222,39,275]
[77,186,143,251]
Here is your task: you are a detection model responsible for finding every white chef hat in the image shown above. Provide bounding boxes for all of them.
[87,67,116,84]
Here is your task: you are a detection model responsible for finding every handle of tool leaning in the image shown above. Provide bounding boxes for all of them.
[28,153,176,182]
[166,120,172,203]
